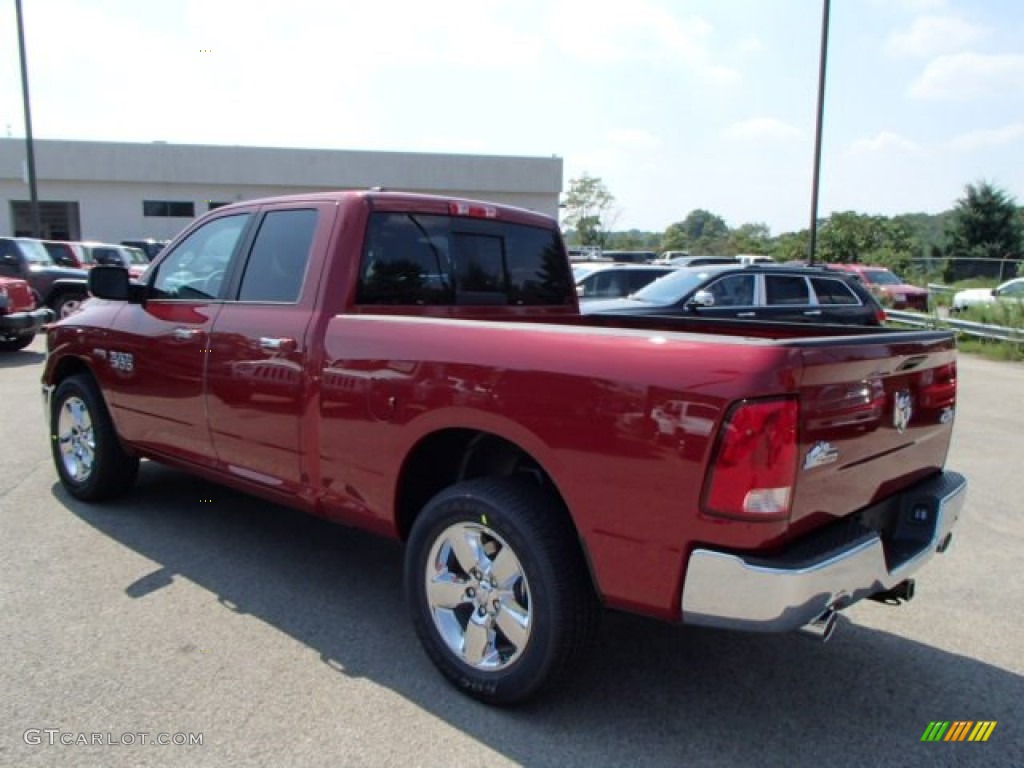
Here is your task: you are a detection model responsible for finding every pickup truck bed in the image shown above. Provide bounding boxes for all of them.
[41,190,966,705]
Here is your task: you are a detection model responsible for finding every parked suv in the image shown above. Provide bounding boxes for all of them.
[0,237,90,319]
[583,263,887,325]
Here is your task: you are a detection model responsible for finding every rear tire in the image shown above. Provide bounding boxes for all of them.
[405,476,599,705]
[51,374,139,501]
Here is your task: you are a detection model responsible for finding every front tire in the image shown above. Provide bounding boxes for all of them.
[53,291,88,319]
[405,477,599,705]
[51,374,139,501]
[0,331,35,351]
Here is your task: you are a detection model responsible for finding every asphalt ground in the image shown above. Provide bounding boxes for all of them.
[1,334,1021,767]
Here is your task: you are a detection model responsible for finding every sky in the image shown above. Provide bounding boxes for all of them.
[1,0,1022,236]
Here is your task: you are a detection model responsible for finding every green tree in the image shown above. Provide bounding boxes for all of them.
[945,181,1022,260]
[562,173,616,247]
[728,222,771,255]
[770,230,810,262]
[661,209,730,254]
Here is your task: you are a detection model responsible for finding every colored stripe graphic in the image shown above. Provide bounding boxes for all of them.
[921,721,997,742]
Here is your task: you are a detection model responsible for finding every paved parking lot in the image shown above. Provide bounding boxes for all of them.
[1,335,1021,767]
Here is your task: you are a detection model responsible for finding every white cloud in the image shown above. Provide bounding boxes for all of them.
[876,0,950,11]
[726,118,801,142]
[850,132,924,154]
[546,0,738,83]
[734,37,766,57]
[946,124,1024,151]
[604,129,661,150]
[886,16,988,58]
[910,53,1024,100]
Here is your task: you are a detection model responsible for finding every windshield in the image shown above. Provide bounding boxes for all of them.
[630,267,723,304]
[17,238,54,266]
[572,265,603,281]
[862,269,902,286]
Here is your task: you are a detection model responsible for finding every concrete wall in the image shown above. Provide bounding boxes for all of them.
[0,139,563,242]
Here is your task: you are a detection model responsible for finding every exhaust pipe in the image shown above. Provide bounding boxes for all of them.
[868,579,915,606]
[797,609,838,643]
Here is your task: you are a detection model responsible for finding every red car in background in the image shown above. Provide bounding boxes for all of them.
[0,275,52,351]
[827,264,929,311]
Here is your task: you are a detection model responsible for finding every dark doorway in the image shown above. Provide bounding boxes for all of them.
[10,200,81,240]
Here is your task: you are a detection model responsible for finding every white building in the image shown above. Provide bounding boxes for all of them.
[0,139,563,242]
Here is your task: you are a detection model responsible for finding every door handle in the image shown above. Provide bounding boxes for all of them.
[737,311,756,318]
[172,327,202,341]
[260,337,296,353]
[803,310,823,316]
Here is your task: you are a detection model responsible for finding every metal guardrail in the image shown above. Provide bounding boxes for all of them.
[886,310,1024,344]
[927,283,955,294]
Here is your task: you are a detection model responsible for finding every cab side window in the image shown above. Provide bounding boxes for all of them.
[152,214,251,300]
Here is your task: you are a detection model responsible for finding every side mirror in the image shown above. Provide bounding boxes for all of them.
[991,288,999,296]
[688,289,715,308]
[88,266,131,300]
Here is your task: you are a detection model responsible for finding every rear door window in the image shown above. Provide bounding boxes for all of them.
[765,275,811,306]
[238,209,318,303]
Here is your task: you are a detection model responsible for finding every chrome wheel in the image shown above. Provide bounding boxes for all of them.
[57,395,95,483]
[425,522,532,671]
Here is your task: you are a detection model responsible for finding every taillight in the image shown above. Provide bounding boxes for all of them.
[702,398,798,521]
[448,201,498,219]
[875,307,887,324]
[919,362,956,409]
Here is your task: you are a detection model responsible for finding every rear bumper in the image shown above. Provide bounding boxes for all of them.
[0,307,54,336]
[681,470,967,632]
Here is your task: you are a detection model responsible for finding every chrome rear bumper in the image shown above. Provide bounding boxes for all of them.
[681,471,967,632]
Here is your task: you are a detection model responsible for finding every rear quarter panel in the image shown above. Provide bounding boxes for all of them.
[318,315,805,619]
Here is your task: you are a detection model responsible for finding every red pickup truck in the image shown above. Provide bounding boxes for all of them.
[1,275,52,350]
[42,191,967,705]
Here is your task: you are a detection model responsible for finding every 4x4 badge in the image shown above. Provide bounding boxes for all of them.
[893,390,913,433]
[804,441,839,470]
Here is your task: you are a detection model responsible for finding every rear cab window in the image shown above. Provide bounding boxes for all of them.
[357,212,573,307]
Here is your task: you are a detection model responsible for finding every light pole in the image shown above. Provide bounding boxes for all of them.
[807,0,830,265]
[15,0,42,238]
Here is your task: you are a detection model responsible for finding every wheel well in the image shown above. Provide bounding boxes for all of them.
[51,356,92,388]
[395,429,564,541]
[46,284,87,308]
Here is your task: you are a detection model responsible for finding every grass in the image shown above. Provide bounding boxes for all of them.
[886,296,1024,363]
[956,337,1024,362]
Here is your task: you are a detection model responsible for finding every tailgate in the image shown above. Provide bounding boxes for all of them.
[788,331,957,532]
[1,279,35,312]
